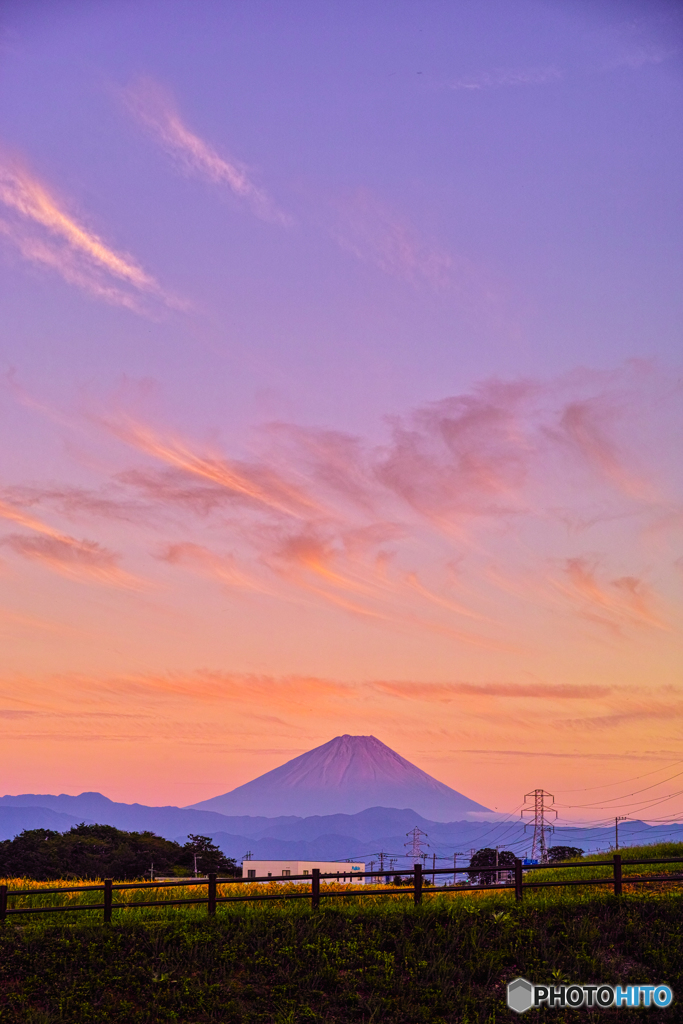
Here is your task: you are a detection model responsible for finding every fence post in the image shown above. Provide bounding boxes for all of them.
[514,859,523,901]
[613,854,622,896]
[0,884,7,923]
[414,863,422,905]
[311,868,320,910]
[103,878,113,923]
[208,873,217,916]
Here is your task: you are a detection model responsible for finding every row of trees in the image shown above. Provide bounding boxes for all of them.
[0,824,238,881]
[0,828,585,883]
[467,845,584,881]
[388,845,585,886]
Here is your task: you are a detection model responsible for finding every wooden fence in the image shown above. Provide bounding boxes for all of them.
[2,855,683,923]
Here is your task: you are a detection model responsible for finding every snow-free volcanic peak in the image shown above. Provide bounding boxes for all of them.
[189,735,490,821]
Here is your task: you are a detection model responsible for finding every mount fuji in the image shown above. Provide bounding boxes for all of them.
[188,734,490,821]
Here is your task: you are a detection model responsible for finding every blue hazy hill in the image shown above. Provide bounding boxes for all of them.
[3,793,681,864]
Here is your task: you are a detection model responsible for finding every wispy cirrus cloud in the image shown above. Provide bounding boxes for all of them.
[122,76,291,225]
[375,379,537,523]
[2,483,146,525]
[560,702,683,732]
[594,18,679,74]
[554,395,655,500]
[158,541,274,595]
[7,364,681,647]
[122,80,496,299]
[603,45,678,71]
[34,668,610,713]
[2,665,677,808]
[74,669,355,714]
[330,187,457,290]
[0,499,140,588]
[104,417,323,519]
[552,557,667,635]
[0,606,65,635]
[448,66,562,91]
[373,680,611,701]
[0,157,180,313]
[326,186,505,305]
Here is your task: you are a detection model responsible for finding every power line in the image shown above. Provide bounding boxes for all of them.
[555,758,683,794]
[454,803,525,848]
[556,768,683,809]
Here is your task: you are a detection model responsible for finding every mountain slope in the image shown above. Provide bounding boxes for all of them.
[0,806,84,842]
[0,792,295,840]
[189,734,490,821]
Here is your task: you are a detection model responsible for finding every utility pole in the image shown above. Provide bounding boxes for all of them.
[493,846,508,884]
[521,790,557,863]
[453,852,464,885]
[432,853,436,885]
[615,817,628,850]
[194,853,198,879]
[369,859,375,882]
[376,850,390,880]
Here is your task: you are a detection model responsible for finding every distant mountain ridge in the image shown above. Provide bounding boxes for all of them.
[4,736,681,861]
[1,796,680,861]
[0,791,295,840]
[189,734,490,820]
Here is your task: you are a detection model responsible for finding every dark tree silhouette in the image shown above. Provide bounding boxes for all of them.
[547,846,584,862]
[0,824,185,880]
[467,847,516,883]
[181,834,237,875]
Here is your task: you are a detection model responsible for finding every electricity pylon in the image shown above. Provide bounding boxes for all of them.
[521,790,557,863]
[405,827,429,860]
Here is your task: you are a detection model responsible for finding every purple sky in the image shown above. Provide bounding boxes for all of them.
[0,1,682,813]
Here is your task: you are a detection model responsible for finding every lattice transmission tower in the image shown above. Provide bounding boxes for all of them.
[404,827,429,860]
[521,790,557,863]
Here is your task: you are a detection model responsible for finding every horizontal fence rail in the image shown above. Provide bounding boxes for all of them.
[2,855,683,923]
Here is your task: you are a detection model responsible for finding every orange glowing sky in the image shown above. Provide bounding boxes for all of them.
[0,1,681,822]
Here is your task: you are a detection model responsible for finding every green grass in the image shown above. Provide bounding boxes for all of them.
[527,842,683,888]
[1,844,682,1023]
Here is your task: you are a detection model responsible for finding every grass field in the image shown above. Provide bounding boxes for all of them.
[1,843,682,1023]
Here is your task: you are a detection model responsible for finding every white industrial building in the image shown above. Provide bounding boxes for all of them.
[241,860,365,883]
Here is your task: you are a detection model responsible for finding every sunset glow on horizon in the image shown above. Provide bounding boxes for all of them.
[0,0,681,825]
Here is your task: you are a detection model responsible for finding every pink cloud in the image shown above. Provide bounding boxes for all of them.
[0,156,181,313]
[553,391,656,500]
[122,77,291,226]
[158,541,273,594]
[2,534,138,588]
[0,498,140,588]
[553,556,667,634]
[6,364,681,650]
[375,379,537,521]
[331,187,456,289]
[374,680,611,701]
[106,417,323,519]
[326,186,506,309]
